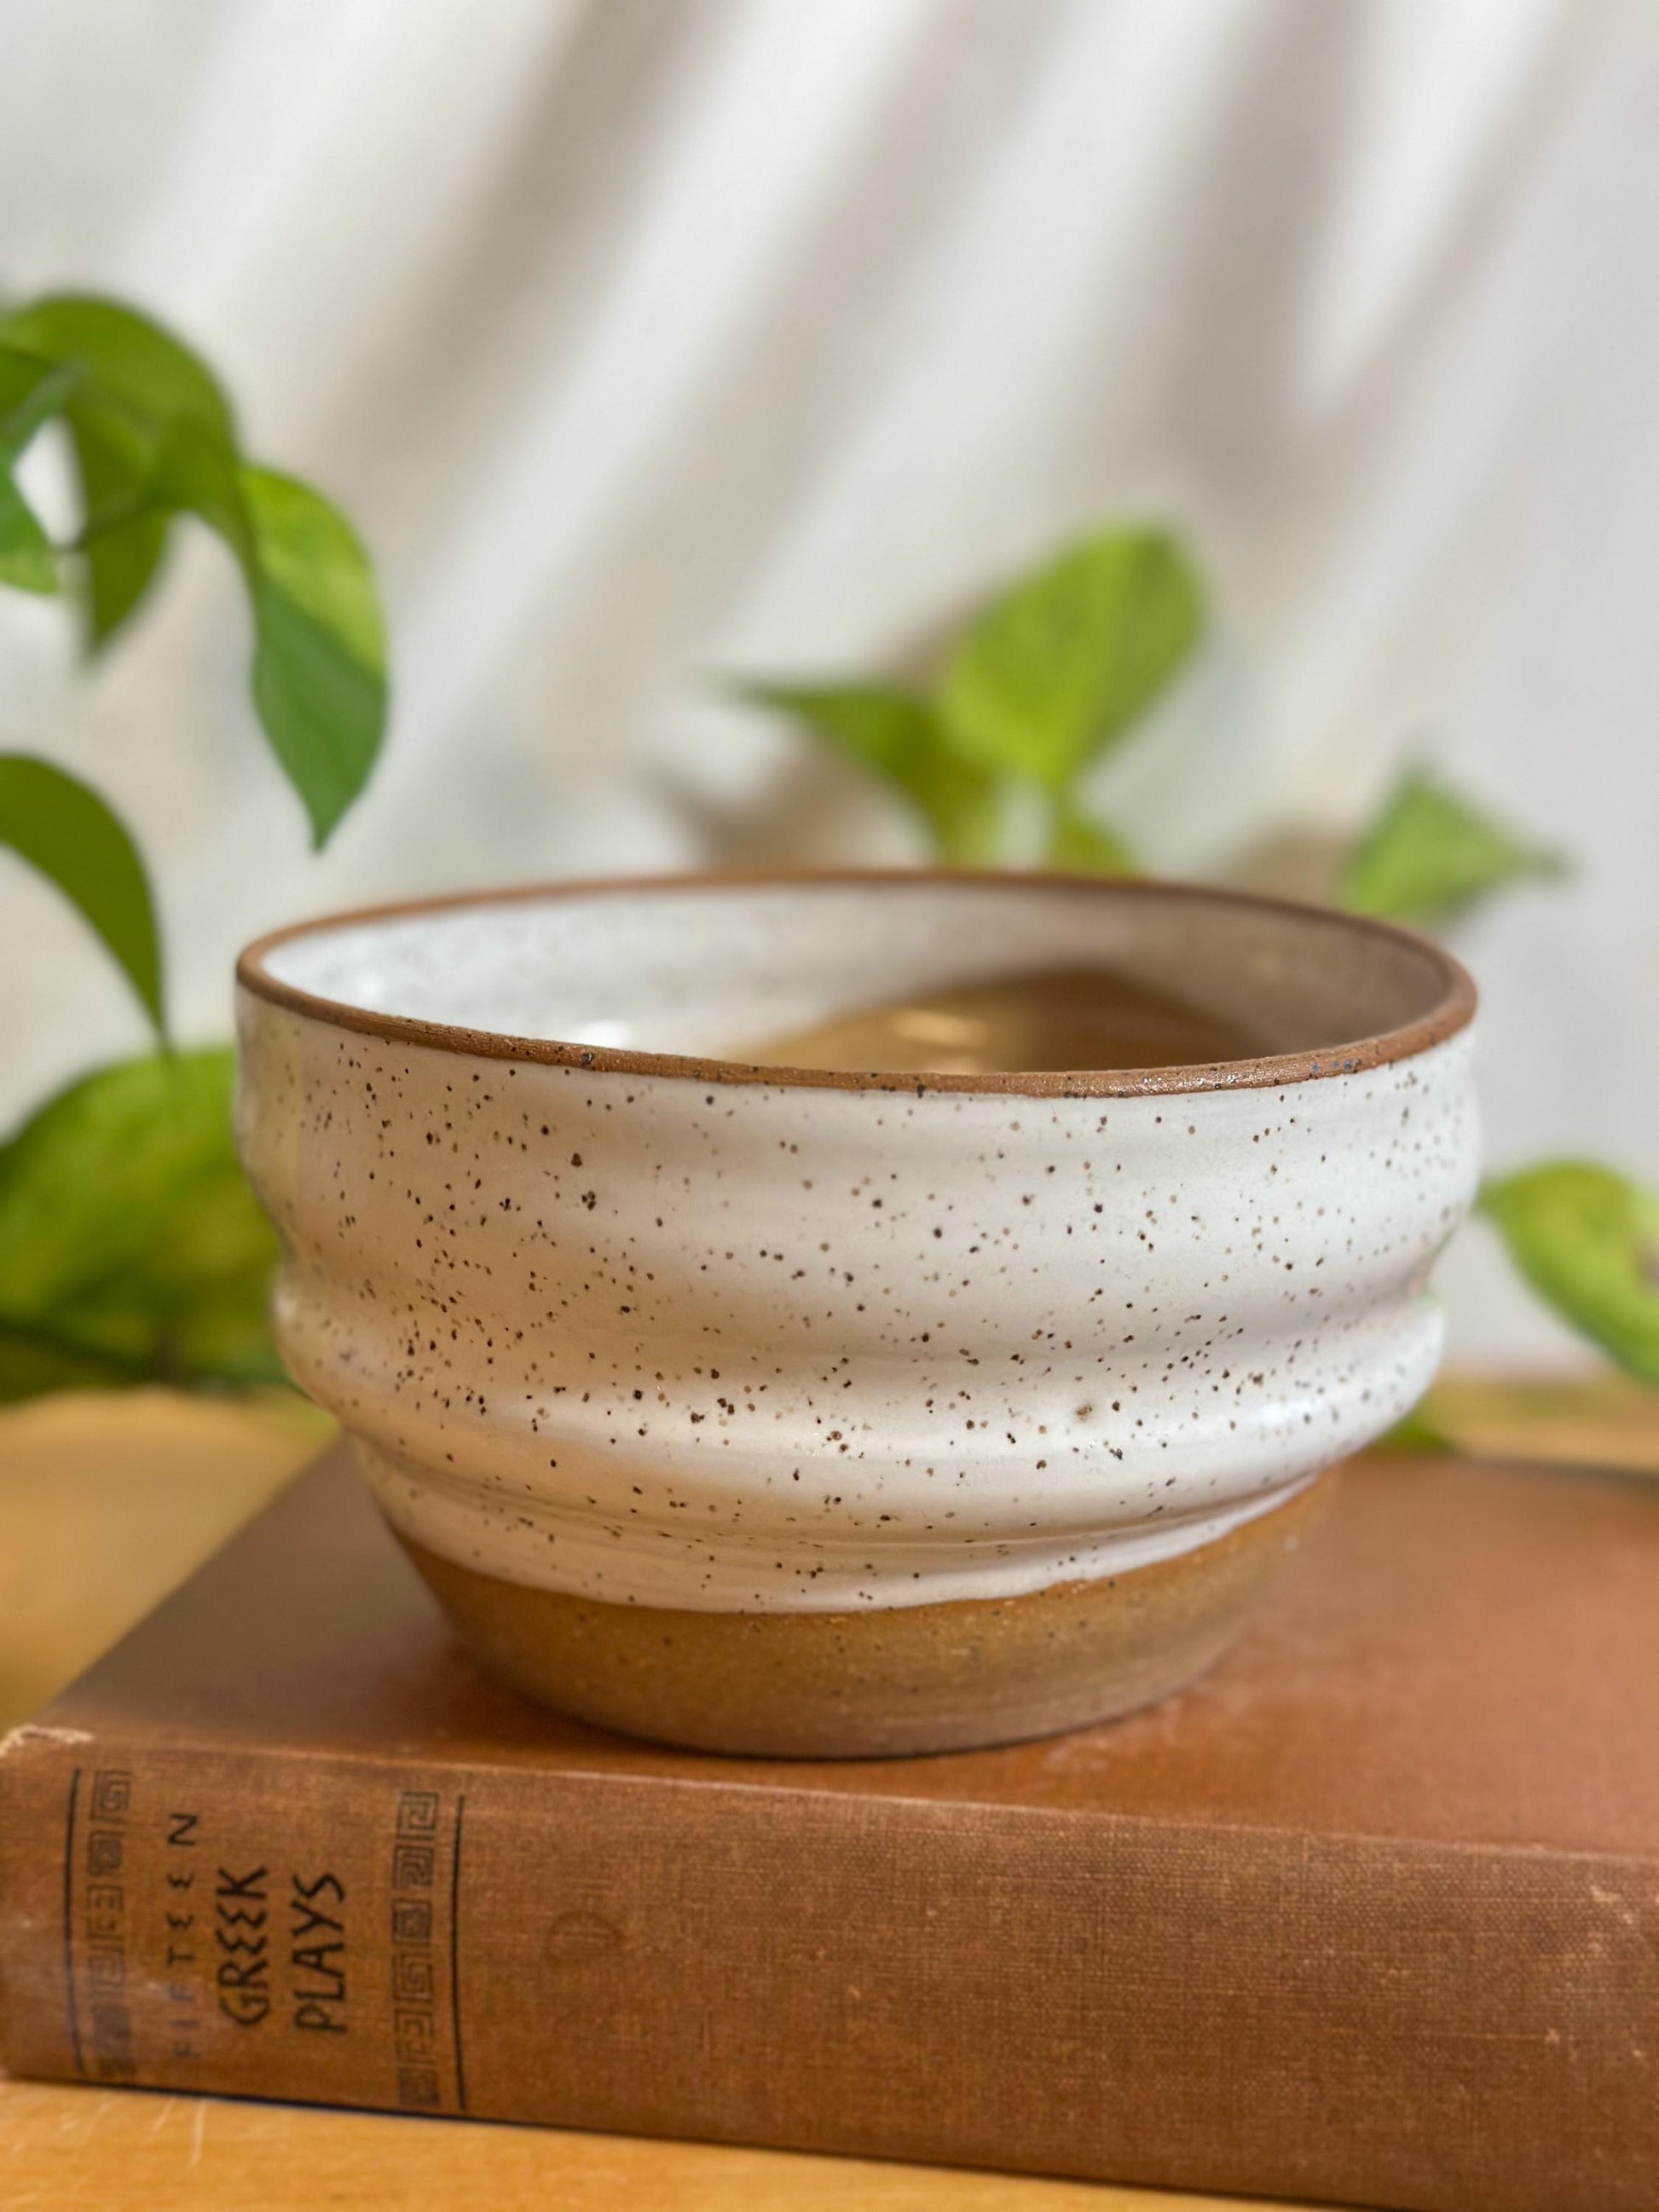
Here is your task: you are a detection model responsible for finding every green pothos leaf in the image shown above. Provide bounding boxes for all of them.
[0,1048,284,1403]
[1343,771,1565,927]
[1044,794,1138,875]
[239,466,387,847]
[740,681,998,864]
[0,293,387,845]
[0,294,235,648]
[938,525,1204,790]
[0,754,164,1035]
[1479,1162,1659,1385]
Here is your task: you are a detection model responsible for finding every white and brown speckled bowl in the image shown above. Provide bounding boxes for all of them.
[235,873,1477,1757]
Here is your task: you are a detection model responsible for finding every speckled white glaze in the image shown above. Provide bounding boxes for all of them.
[235,876,1478,1615]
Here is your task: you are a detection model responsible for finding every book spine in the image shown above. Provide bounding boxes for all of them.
[3,1727,1656,2212]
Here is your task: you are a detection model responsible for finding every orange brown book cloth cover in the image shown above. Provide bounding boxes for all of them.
[3,1445,1656,2212]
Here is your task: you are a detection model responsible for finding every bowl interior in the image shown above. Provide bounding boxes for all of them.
[246,875,1470,1082]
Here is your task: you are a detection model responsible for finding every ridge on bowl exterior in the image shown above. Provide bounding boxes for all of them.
[235,874,1479,1757]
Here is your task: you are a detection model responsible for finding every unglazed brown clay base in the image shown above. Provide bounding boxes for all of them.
[399,1479,1328,1758]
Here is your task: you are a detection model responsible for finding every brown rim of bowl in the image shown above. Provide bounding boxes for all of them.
[234,868,1477,1100]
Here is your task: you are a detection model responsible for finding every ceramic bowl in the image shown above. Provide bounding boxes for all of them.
[235,873,1477,1756]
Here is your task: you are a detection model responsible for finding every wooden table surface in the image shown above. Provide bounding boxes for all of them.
[3,1379,1654,2210]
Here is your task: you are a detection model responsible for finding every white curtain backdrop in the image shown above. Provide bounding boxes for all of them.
[1,0,1655,1365]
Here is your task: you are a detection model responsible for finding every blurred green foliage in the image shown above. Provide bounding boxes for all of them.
[0,294,385,843]
[0,756,163,1036]
[737,683,998,865]
[0,290,387,1404]
[1343,769,1566,927]
[742,524,1202,871]
[1480,1164,1659,1388]
[937,526,1203,800]
[0,1050,283,1403]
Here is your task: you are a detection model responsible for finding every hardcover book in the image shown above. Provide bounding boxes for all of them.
[3,1443,1656,2212]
